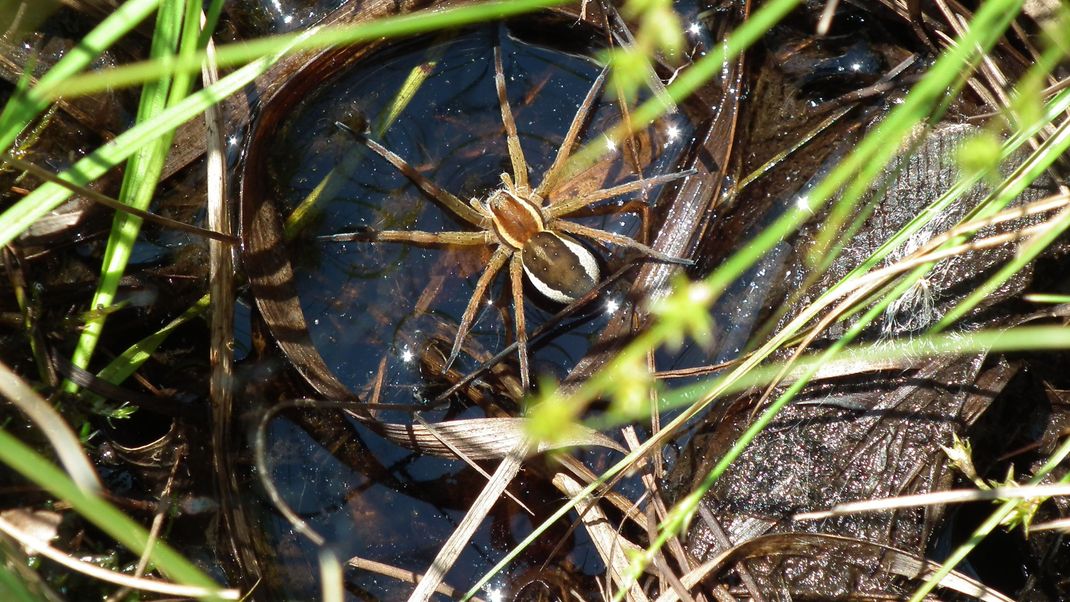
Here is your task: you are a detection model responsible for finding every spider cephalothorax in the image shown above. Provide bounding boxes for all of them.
[327,45,691,389]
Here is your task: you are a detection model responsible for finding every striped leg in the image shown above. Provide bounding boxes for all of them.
[336,121,486,227]
[446,246,511,370]
[321,229,491,246]
[535,66,609,200]
[509,254,530,390]
[554,219,693,265]
[545,169,695,219]
[494,46,530,194]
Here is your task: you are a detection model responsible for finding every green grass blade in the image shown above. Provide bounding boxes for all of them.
[934,118,1070,329]
[197,0,225,50]
[95,294,209,387]
[48,0,570,100]
[0,427,230,600]
[0,42,289,251]
[910,434,1070,601]
[0,0,160,152]
[65,0,187,386]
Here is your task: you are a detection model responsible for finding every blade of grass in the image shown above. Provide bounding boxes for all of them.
[0,360,101,494]
[0,427,231,600]
[66,0,205,389]
[0,0,160,152]
[95,294,209,390]
[47,0,571,100]
[0,37,294,251]
[195,0,224,49]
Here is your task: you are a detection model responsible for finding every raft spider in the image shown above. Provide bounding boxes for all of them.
[327,45,692,390]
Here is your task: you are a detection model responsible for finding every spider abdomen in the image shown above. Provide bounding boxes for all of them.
[521,231,600,304]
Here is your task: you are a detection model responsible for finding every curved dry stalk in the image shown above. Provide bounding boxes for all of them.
[0,513,240,600]
[0,360,101,494]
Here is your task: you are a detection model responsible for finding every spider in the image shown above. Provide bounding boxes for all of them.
[326,45,692,390]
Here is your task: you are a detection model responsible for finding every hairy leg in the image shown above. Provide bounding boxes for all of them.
[545,169,695,219]
[509,253,529,390]
[321,229,491,246]
[335,121,486,227]
[494,46,530,194]
[535,65,609,200]
[553,219,693,265]
[446,246,511,370]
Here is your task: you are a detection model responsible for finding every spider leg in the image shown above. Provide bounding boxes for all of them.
[320,229,491,246]
[534,65,609,200]
[446,246,512,372]
[335,121,486,227]
[508,253,530,391]
[545,169,696,219]
[553,219,694,265]
[493,46,530,193]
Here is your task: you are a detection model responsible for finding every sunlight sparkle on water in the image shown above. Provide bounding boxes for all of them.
[400,347,414,363]
[687,22,702,35]
[604,135,617,152]
[605,298,621,315]
[666,123,681,142]
[486,586,505,602]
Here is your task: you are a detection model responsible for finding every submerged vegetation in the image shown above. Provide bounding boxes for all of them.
[0,0,1068,600]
